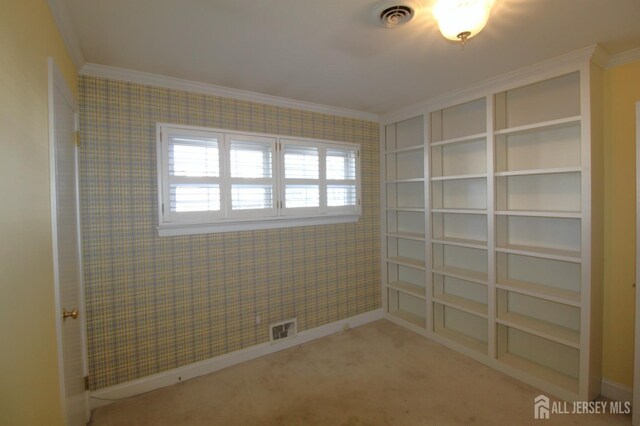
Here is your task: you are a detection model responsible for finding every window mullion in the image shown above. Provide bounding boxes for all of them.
[326,179,356,184]
[229,177,274,185]
[161,132,170,222]
[319,145,327,213]
[220,135,231,218]
[263,144,272,210]
[274,141,282,213]
[282,178,319,185]
[168,176,220,185]
[278,140,285,212]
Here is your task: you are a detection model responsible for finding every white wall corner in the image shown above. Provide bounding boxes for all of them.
[607,47,640,69]
[600,379,633,404]
[79,63,379,123]
[47,0,85,69]
[89,309,383,410]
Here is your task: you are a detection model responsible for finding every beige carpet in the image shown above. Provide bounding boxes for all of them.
[89,320,631,425]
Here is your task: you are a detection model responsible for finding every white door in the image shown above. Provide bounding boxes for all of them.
[49,58,89,425]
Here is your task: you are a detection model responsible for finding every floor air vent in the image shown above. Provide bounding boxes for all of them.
[270,319,297,343]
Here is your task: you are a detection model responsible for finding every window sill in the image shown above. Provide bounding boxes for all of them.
[157,213,360,236]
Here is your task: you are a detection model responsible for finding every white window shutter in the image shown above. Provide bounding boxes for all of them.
[281,143,322,213]
[157,124,361,234]
[227,134,277,217]
[326,147,358,211]
[164,130,224,222]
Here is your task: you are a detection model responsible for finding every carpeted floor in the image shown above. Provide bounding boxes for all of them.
[89,320,631,425]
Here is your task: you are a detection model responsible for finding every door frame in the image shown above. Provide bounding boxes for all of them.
[634,101,640,425]
[48,57,89,423]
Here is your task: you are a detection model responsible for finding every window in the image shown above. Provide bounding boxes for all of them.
[326,147,357,210]
[281,144,320,212]
[279,141,359,215]
[227,134,277,218]
[157,124,361,235]
[163,129,223,223]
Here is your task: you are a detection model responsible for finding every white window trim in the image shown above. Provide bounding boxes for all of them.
[156,123,361,236]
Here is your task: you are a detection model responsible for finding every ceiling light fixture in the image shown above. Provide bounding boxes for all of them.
[433,0,494,45]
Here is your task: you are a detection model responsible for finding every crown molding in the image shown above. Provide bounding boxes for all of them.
[590,44,612,69]
[79,63,379,122]
[47,0,85,69]
[607,47,640,69]
[381,44,604,124]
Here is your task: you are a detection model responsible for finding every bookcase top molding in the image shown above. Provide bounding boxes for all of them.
[380,44,609,126]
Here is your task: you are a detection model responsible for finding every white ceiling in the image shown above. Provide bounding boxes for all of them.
[63,0,640,115]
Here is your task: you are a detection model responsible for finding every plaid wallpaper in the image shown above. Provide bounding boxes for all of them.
[78,76,381,391]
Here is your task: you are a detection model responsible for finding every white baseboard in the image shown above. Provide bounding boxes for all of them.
[89,309,383,410]
[601,379,633,404]
[90,311,635,411]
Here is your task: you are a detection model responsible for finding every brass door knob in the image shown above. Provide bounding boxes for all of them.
[62,308,78,321]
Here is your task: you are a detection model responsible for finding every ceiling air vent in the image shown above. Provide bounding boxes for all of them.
[378,3,415,28]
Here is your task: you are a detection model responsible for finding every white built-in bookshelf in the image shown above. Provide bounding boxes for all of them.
[381,49,603,401]
[383,115,428,328]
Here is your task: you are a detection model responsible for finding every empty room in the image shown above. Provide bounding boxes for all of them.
[3,0,640,424]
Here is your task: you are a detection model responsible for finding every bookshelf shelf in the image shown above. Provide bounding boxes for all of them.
[382,61,602,401]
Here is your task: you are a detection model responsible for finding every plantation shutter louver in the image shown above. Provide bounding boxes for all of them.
[158,124,360,234]
[326,147,358,209]
[282,144,321,212]
[228,135,277,217]
[165,131,223,221]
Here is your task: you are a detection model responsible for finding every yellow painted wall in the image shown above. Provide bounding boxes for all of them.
[602,59,640,388]
[0,1,77,425]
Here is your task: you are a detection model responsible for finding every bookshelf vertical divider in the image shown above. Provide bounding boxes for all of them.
[381,50,604,402]
[424,115,434,332]
[486,94,497,360]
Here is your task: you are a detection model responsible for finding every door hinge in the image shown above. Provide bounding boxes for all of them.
[162,203,165,214]
[84,376,89,391]
[75,131,81,147]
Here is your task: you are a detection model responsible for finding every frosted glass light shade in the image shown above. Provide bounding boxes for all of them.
[433,0,493,41]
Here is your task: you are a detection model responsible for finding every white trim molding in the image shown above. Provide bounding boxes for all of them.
[601,379,633,404]
[89,309,383,410]
[47,0,85,69]
[608,48,640,69]
[158,214,360,237]
[381,44,609,125]
[79,63,379,122]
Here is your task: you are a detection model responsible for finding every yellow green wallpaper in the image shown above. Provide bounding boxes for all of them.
[78,76,381,390]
